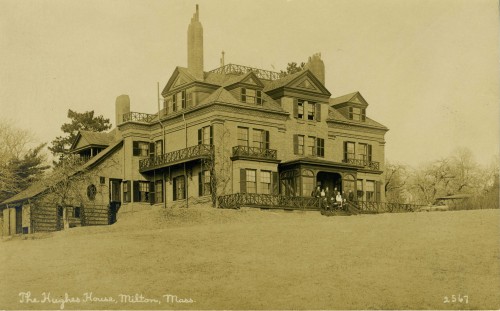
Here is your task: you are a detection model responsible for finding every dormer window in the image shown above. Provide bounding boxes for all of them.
[294,99,321,121]
[241,88,262,105]
[348,107,366,121]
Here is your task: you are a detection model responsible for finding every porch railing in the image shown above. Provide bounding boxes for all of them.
[218,193,425,213]
[139,144,213,172]
[122,112,156,123]
[342,158,380,170]
[218,193,320,210]
[232,145,278,161]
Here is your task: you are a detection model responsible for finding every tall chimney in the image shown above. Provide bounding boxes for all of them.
[306,53,325,85]
[115,94,130,126]
[187,4,204,80]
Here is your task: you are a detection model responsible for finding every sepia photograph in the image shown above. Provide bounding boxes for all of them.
[0,0,499,309]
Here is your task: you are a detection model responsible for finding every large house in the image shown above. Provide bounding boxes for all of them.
[1,5,388,236]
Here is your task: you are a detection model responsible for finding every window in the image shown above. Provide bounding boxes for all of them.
[348,107,366,121]
[173,176,185,201]
[198,125,213,145]
[307,136,316,156]
[172,90,186,112]
[86,184,97,200]
[123,181,131,203]
[260,171,271,194]
[74,207,81,218]
[110,179,121,202]
[356,179,364,201]
[253,129,264,149]
[316,138,325,157]
[99,176,105,184]
[246,169,257,193]
[307,102,315,120]
[199,170,211,196]
[366,180,375,202]
[133,141,149,157]
[302,176,315,197]
[241,88,262,105]
[155,140,164,156]
[295,99,320,121]
[237,127,249,146]
[294,135,305,155]
[297,101,304,119]
[155,180,164,203]
[134,181,150,203]
[344,142,356,161]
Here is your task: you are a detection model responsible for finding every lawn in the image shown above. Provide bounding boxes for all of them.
[0,207,499,310]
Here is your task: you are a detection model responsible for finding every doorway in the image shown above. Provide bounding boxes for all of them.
[316,172,342,194]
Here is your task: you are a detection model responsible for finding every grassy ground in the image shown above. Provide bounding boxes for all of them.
[0,207,499,310]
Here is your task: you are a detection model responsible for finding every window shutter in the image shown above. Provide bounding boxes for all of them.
[133,181,139,202]
[198,172,203,196]
[182,91,186,109]
[293,98,298,118]
[265,131,270,150]
[293,135,298,155]
[272,172,279,195]
[209,126,213,145]
[149,182,155,204]
[343,141,348,161]
[173,178,177,201]
[316,103,321,121]
[197,128,202,145]
[368,144,372,162]
[376,181,381,202]
[173,94,177,112]
[361,108,366,121]
[256,90,262,105]
[240,169,247,193]
[133,141,139,156]
[348,107,353,120]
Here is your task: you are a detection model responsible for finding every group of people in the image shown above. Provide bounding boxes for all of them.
[311,186,355,211]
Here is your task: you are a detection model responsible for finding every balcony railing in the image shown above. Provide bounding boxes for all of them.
[232,145,278,161]
[139,144,213,172]
[342,158,380,170]
[122,112,156,123]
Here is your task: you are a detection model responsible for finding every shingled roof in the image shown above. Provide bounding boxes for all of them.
[1,139,123,207]
[70,130,114,151]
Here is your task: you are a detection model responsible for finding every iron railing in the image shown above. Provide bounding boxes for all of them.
[232,145,278,160]
[208,63,282,80]
[218,193,321,210]
[218,193,425,213]
[122,112,156,123]
[342,158,380,170]
[139,144,213,172]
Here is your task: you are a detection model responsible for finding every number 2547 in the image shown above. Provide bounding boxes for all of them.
[444,295,468,304]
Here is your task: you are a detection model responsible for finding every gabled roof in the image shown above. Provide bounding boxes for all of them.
[162,67,200,95]
[0,139,123,207]
[330,91,368,107]
[70,130,114,151]
[263,69,331,96]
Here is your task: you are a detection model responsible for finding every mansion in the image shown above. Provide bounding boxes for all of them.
[1,5,388,235]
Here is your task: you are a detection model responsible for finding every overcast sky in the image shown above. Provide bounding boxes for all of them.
[1,0,498,167]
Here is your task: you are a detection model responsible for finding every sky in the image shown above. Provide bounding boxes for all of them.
[0,0,499,167]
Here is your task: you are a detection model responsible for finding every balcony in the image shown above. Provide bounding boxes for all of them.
[342,158,380,170]
[122,112,156,124]
[231,145,279,162]
[139,144,214,172]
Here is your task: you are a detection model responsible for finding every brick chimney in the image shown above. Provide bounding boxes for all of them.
[115,95,130,126]
[306,53,325,85]
[187,5,204,80]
